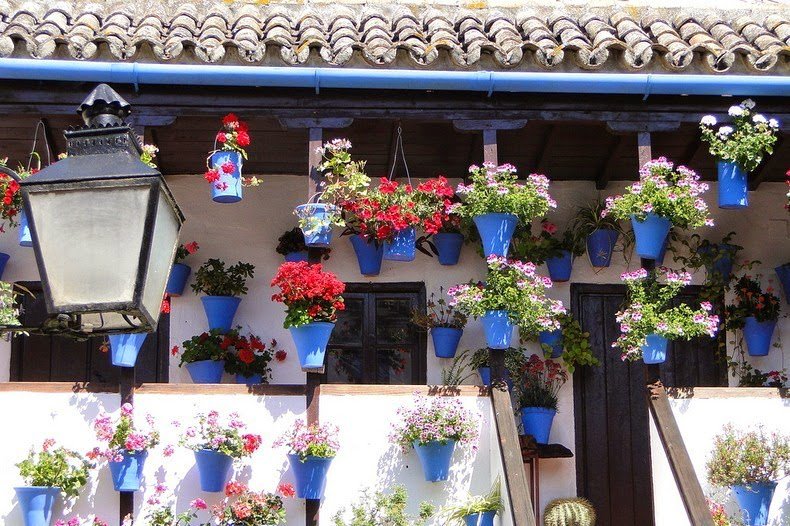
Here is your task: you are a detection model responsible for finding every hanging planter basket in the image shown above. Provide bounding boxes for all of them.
[480,310,513,349]
[473,213,518,258]
[717,160,749,209]
[295,203,338,248]
[546,250,573,282]
[185,359,226,384]
[412,440,456,482]
[431,327,463,358]
[433,232,463,266]
[383,226,416,261]
[109,333,147,368]
[288,454,333,499]
[108,450,148,492]
[14,486,59,526]
[290,322,335,371]
[641,334,668,364]
[586,229,619,268]
[350,235,383,276]
[630,213,670,260]
[209,151,244,204]
[200,296,241,332]
[194,449,234,492]
[743,317,776,357]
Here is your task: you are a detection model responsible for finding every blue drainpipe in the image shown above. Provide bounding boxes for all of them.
[0,58,788,97]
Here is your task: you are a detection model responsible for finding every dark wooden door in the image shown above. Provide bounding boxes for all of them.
[10,282,170,383]
[572,284,725,526]
[324,283,426,384]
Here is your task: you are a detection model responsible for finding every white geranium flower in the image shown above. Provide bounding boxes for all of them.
[741,98,756,109]
[752,114,767,124]
[728,106,745,117]
[717,126,734,137]
[769,118,780,129]
[700,115,717,126]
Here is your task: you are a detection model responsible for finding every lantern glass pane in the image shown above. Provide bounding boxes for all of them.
[28,184,149,309]
[141,189,181,320]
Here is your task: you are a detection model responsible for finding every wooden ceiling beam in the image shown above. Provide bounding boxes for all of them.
[749,135,785,191]
[535,125,560,173]
[595,134,627,190]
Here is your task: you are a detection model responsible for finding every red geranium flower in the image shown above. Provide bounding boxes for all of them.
[242,433,262,454]
[277,483,296,498]
[238,348,255,365]
[275,350,287,362]
[225,481,246,497]
[221,161,236,174]
[204,169,220,183]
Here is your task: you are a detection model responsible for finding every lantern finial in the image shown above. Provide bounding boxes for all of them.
[77,84,132,127]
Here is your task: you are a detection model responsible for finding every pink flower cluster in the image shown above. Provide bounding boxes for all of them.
[274,419,339,459]
[390,394,480,452]
[90,403,159,462]
[180,411,262,459]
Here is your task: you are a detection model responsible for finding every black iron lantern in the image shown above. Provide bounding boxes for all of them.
[18,84,184,335]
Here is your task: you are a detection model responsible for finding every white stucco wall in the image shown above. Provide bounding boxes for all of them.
[0,175,787,519]
[650,392,790,526]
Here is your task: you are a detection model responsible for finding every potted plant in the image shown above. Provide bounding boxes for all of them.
[455,163,556,258]
[107,332,148,368]
[699,100,779,209]
[448,256,565,349]
[15,440,91,526]
[276,228,308,262]
[271,261,345,371]
[571,199,627,268]
[274,420,339,500]
[544,498,597,526]
[333,486,434,525]
[390,394,479,482]
[203,113,257,203]
[776,262,790,305]
[673,232,746,304]
[191,258,255,331]
[541,313,599,373]
[411,288,467,359]
[212,482,287,525]
[179,411,262,492]
[89,403,159,492]
[614,268,720,363]
[0,157,28,264]
[725,276,781,357]
[173,329,234,384]
[706,424,790,526]
[142,483,208,526]
[603,157,713,260]
[428,199,464,266]
[468,347,525,388]
[515,354,567,444]
[224,333,284,385]
[166,241,199,296]
[538,220,585,282]
[444,480,501,526]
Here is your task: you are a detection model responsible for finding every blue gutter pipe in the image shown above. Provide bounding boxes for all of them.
[0,58,788,97]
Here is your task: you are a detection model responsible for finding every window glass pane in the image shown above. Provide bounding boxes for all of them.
[326,348,363,384]
[375,298,416,344]
[330,298,364,345]
[376,347,413,384]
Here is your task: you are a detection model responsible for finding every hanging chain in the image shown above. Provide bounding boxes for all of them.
[388,125,411,184]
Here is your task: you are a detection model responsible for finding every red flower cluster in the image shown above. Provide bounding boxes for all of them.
[225,481,246,497]
[0,163,25,229]
[271,262,345,327]
[204,113,252,188]
[242,433,262,454]
[277,483,296,498]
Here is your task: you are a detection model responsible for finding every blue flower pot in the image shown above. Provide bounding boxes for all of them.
[295,204,336,248]
[478,367,513,390]
[546,250,573,282]
[290,322,334,371]
[464,511,496,526]
[108,450,148,492]
[412,440,456,482]
[235,373,263,385]
[473,213,518,258]
[431,327,463,358]
[200,296,241,332]
[350,235,383,276]
[732,482,776,526]
[433,232,463,265]
[0,252,10,280]
[15,486,59,526]
[288,454,333,499]
[520,407,556,444]
[210,150,243,203]
[19,212,32,247]
[480,310,513,349]
[630,213,671,260]
[383,227,416,262]
[743,317,776,357]
[586,229,619,268]
[109,333,147,368]
[185,359,225,384]
[539,329,563,358]
[285,251,309,263]
[194,449,234,492]
[166,263,191,296]
[653,235,670,265]
[717,160,748,209]
[775,264,790,305]
[642,334,668,364]
[698,244,735,283]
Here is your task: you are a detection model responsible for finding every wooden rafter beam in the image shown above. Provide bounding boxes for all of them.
[535,124,559,173]
[595,134,627,190]
[749,135,785,190]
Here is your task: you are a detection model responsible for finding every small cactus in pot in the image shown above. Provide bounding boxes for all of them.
[543,498,596,526]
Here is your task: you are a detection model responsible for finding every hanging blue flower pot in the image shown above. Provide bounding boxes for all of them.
[290,322,334,371]
[431,327,463,358]
[185,359,226,384]
[586,229,619,268]
[210,151,243,203]
[698,244,735,283]
[235,373,263,385]
[480,310,513,349]
[383,227,416,262]
[473,213,518,258]
[539,330,563,358]
[19,211,32,247]
[717,160,748,209]
[194,449,234,492]
[200,296,241,332]
[546,250,573,282]
[732,482,776,526]
[478,367,513,390]
[0,252,10,280]
[15,486,59,526]
[288,454,333,499]
[412,440,456,482]
[350,235,384,276]
[641,334,668,364]
[630,213,671,260]
[109,333,147,368]
[108,450,148,492]
[653,235,670,265]
[433,232,463,265]
[295,204,337,248]
[464,511,496,526]
[285,251,309,263]
[520,407,556,444]
[743,317,776,357]
[166,263,191,296]
[775,264,790,305]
